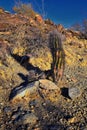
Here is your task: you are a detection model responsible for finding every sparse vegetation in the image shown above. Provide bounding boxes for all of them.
[71,19,87,39]
[13,2,36,18]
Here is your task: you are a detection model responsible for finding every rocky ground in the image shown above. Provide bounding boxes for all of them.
[0,9,87,130]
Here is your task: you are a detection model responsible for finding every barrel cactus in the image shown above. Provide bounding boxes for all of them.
[49,30,65,83]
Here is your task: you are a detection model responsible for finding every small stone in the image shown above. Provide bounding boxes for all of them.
[68,117,78,124]
[15,113,38,125]
[0,109,2,114]
[83,127,87,130]
[3,106,12,116]
[67,126,74,130]
[11,112,20,120]
[33,128,41,130]
[69,87,81,99]
[47,125,60,130]
[22,113,38,125]
[42,102,46,106]
[0,102,4,106]
[29,100,37,108]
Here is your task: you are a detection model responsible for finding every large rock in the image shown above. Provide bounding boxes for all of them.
[39,79,60,91]
[39,79,61,101]
[10,81,39,103]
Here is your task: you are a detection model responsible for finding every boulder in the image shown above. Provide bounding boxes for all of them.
[10,81,39,103]
[39,79,61,101]
[39,79,60,91]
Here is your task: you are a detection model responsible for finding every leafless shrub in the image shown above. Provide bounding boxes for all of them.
[13,2,36,18]
[70,19,87,39]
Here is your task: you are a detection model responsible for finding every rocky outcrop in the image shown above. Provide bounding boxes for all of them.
[45,19,55,25]
[35,14,44,24]
[65,29,82,38]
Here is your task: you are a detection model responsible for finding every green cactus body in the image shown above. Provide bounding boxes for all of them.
[49,31,65,83]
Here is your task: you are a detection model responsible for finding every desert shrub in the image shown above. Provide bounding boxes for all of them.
[70,23,82,32]
[70,19,87,39]
[13,3,36,18]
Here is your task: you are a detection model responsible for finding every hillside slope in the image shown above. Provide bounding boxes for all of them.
[0,8,87,130]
